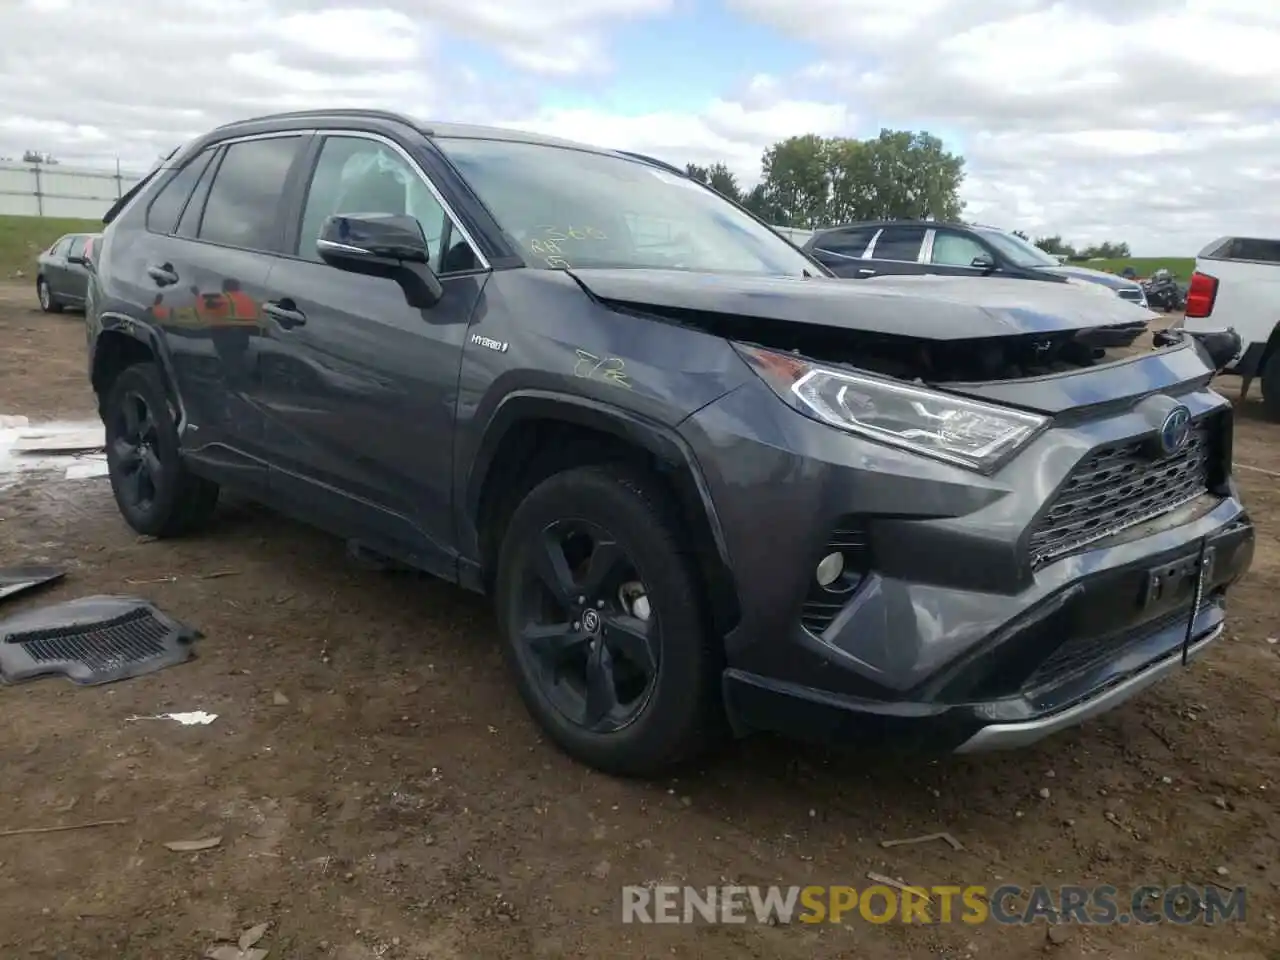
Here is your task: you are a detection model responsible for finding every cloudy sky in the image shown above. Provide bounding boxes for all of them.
[3,0,1274,254]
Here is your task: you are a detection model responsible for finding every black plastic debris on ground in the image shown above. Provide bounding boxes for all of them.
[0,565,65,604]
[0,596,199,686]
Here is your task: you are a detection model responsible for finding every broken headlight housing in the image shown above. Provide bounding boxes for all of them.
[735,344,1047,473]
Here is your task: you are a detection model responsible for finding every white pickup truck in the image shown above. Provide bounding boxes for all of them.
[1182,236,1280,420]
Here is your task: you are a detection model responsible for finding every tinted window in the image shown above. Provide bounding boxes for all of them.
[930,230,989,267]
[145,150,214,235]
[298,135,475,272]
[438,137,815,277]
[50,237,72,257]
[1223,237,1280,263]
[198,136,302,251]
[871,226,926,262]
[176,148,221,239]
[813,227,876,258]
[66,236,86,259]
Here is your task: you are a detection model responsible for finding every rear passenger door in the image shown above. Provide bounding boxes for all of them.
[138,133,310,478]
[863,225,928,277]
[807,226,878,278]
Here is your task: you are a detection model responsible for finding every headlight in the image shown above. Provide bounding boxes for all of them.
[735,343,1048,472]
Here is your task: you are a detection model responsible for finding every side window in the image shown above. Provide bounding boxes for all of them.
[814,227,875,259]
[870,226,926,262]
[50,237,71,257]
[930,230,990,267]
[1226,237,1280,263]
[197,136,303,251]
[66,236,86,259]
[176,147,221,239]
[145,150,214,235]
[297,136,477,274]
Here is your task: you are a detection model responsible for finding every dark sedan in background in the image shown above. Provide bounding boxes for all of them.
[36,232,100,313]
[804,220,1149,308]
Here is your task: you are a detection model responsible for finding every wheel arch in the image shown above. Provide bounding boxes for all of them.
[463,391,740,637]
[90,316,180,422]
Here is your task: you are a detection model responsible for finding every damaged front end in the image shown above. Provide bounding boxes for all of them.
[569,267,1254,751]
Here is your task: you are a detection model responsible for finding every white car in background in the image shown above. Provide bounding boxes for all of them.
[1182,236,1280,420]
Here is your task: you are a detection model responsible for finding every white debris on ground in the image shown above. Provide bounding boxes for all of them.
[0,416,107,488]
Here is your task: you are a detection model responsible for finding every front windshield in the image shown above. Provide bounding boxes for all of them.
[437,137,817,277]
[975,228,1061,268]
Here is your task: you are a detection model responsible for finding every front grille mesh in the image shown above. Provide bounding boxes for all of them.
[9,607,170,672]
[1028,420,1215,566]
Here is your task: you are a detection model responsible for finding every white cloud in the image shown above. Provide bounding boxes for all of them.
[1,0,1277,254]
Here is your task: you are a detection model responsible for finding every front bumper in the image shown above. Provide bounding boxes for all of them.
[678,355,1255,752]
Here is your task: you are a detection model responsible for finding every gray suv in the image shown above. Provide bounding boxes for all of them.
[85,109,1255,775]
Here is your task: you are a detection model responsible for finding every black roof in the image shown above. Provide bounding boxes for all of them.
[814,220,1010,234]
[208,108,630,156]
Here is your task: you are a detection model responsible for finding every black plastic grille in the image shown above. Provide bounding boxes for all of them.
[1029,420,1215,567]
[1117,288,1145,303]
[800,524,869,635]
[6,607,171,672]
[1025,593,1219,690]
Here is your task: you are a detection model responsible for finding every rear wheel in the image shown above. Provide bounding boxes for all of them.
[37,278,62,314]
[103,363,219,537]
[494,463,722,776]
[1261,352,1280,422]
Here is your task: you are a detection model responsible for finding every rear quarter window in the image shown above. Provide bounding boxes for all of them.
[1202,236,1280,263]
[146,149,216,235]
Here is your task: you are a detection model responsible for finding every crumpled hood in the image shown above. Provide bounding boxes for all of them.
[569,268,1157,341]
[1034,263,1142,292]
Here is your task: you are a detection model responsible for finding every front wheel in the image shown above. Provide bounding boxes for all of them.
[103,362,220,537]
[494,464,723,776]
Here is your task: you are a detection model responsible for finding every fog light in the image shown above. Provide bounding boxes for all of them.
[815,551,844,587]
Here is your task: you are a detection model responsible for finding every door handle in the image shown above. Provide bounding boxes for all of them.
[858,268,876,275]
[147,263,179,286]
[263,300,307,329]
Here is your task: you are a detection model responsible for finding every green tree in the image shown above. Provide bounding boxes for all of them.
[759,134,831,228]
[705,163,742,204]
[685,161,743,204]
[1080,241,1131,259]
[1012,230,1030,241]
[752,129,965,227]
[844,129,965,221]
[1034,235,1076,258]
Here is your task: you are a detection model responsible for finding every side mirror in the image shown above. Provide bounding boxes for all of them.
[317,213,443,309]
[970,253,996,273]
[67,255,87,265]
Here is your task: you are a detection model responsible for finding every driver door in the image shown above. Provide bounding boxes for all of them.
[258,133,488,575]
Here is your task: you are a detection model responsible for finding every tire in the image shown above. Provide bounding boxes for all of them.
[103,362,220,537]
[1261,352,1280,422]
[37,278,63,314]
[494,463,723,776]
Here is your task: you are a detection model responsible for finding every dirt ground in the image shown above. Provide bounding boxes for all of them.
[0,281,1277,960]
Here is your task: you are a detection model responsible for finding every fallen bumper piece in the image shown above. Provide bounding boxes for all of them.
[0,565,65,604]
[0,596,199,686]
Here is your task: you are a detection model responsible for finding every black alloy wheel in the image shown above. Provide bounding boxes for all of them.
[513,518,659,733]
[495,464,722,776]
[110,390,163,514]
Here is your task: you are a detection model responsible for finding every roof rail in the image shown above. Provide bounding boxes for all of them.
[614,150,688,177]
[213,108,422,131]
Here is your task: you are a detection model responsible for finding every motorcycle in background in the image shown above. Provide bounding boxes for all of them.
[1142,268,1187,312]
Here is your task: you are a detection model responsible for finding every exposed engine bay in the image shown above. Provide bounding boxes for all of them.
[609,301,1241,385]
